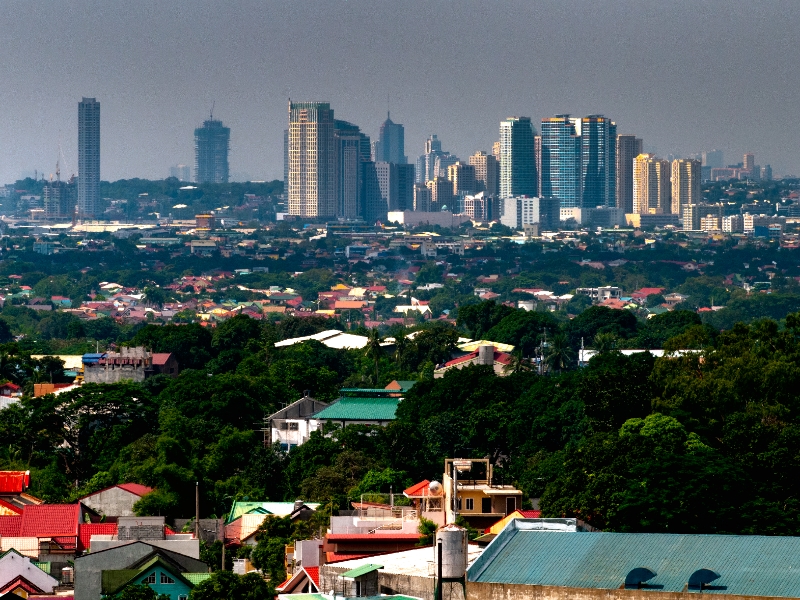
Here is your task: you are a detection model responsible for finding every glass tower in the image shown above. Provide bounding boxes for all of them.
[580,115,617,208]
[499,117,537,199]
[540,115,581,208]
[78,97,100,218]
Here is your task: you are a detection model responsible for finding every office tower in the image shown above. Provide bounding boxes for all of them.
[376,162,415,212]
[416,135,458,184]
[540,115,581,208]
[464,192,491,221]
[702,149,723,169]
[169,164,191,181]
[361,161,384,222]
[761,165,773,180]
[374,113,406,164]
[414,183,432,211]
[194,116,230,184]
[580,115,617,208]
[616,134,643,213]
[447,162,476,196]
[427,177,454,211]
[43,175,77,220]
[534,135,542,196]
[78,97,100,218]
[333,120,370,219]
[743,153,755,172]
[288,101,336,218]
[469,151,499,196]
[499,117,537,199]
[499,196,559,230]
[671,159,701,216]
[633,154,671,214]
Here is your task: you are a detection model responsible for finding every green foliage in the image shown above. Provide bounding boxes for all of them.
[189,570,274,600]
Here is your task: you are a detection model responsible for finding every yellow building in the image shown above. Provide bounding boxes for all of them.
[633,154,671,214]
[670,159,701,216]
[442,458,523,529]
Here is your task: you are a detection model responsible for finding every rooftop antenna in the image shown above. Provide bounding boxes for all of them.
[387,93,390,120]
[209,100,215,121]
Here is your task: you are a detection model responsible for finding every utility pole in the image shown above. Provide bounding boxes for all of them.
[220,518,226,571]
[195,482,200,540]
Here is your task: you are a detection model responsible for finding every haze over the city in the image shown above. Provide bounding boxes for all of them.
[1,0,798,183]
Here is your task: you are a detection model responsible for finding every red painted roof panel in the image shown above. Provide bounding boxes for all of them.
[0,471,29,493]
[0,515,22,536]
[19,504,80,537]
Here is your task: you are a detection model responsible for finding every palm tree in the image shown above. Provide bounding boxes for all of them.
[545,333,575,374]
[504,348,527,374]
[365,328,384,385]
[592,332,618,354]
[393,333,409,370]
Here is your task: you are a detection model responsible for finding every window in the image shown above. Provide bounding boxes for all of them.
[142,573,156,584]
[288,422,299,431]
[465,498,474,511]
[160,573,175,584]
[179,596,188,600]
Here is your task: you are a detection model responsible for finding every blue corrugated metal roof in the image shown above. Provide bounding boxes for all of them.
[468,519,800,597]
[82,353,106,364]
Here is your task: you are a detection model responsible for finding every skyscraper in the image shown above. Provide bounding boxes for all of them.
[469,151,499,196]
[499,117,537,199]
[702,150,724,169]
[288,101,336,218]
[374,113,406,164]
[616,134,643,213]
[416,135,456,184]
[194,117,230,184]
[540,115,581,208]
[78,97,100,218]
[447,162,476,196]
[633,154,671,214]
[333,120,370,219]
[376,162,415,213]
[580,115,617,208]
[671,159,701,216]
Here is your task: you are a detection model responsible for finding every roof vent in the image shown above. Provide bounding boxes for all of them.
[625,567,657,589]
[688,569,721,591]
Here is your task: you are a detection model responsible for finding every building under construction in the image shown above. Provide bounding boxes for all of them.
[194,116,230,184]
[43,175,77,221]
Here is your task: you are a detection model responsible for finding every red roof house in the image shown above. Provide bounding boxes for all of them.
[0,472,30,494]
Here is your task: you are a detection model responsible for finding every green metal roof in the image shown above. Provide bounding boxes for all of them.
[314,397,400,421]
[226,500,321,523]
[339,387,398,395]
[184,572,212,585]
[341,563,384,578]
[392,380,417,392]
[469,519,800,597]
[33,561,51,574]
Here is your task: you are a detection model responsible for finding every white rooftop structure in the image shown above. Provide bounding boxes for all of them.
[274,329,370,350]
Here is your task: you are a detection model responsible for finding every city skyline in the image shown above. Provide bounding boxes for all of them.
[0,1,797,183]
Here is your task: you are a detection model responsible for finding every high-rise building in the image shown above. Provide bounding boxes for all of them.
[447,162,476,196]
[374,113,406,164]
[499,196,560,231]
[416,135,458,184]
[616,134,643,213]
[743,153,755,172]
[288,101,336,218]
[499,117,537,199]
[413,183,432,212]
[702,149,724,169]
[376,162,415,213]
[78,97,100,218]
[683,204,701,231]
[333,120,371,219]
[580,115,617,208]
[540,115,581,208]
[633,154,671,214]
[43,176,77,220]
[170,164,191,181]
[534,135,542,197]
[469,151,499,196]
[671,159,701,216]
[195,117,230,184]
[426,177,454,212]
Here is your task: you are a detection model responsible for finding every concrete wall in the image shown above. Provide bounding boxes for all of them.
[84,364,147,384]
[82,487,140,517]
[466,582,788,600]
[118,516,165,541]
[321,566,438,600]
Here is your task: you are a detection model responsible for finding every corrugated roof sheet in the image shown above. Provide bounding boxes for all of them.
[0,472,29,493]
[0,515,24,536]
[78,523,117,552]
[341,563,384,578]
[184,572,211,585]
[116,483,153,497]
[314,397,400,421]
[19,504,79,537]
[469,521,800,597]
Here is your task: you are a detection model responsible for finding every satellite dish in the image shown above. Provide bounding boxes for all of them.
[688,569,721,590]
[428,481,443,496]
[625,567,657,589]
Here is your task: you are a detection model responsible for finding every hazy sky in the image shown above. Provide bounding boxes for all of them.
[1,0,798,184]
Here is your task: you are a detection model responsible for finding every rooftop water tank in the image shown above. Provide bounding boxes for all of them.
[434,523,468,579]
